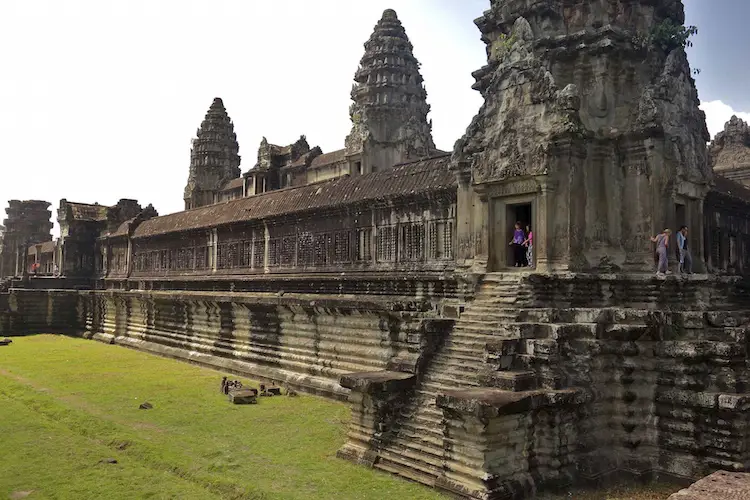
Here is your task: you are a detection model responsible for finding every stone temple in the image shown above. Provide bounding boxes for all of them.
[3,3,750,499]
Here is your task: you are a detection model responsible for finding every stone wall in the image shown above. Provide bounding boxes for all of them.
[704,180,750,275]
[339,273,750,499]
[515,275,750,482]
[1,278,458,400]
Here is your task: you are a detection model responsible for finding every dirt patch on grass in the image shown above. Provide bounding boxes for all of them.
[9,491,35,500]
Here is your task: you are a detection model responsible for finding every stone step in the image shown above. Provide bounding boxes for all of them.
[452,323,518,335]
[475,289,530,297]
[428,360,482,378]
[374,455,437,487]
[477,370,538,391]
[454,313,518,329]
[460,306,519,316]
[397,426,445,449]
[432,347,483,363]
[422,375,480,389]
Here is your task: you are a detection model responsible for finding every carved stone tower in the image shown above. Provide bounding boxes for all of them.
[183,98,241,210]
[710,116,750,186]
[453,0,710,273]
[0,200,53,278]
[345,9,436,174]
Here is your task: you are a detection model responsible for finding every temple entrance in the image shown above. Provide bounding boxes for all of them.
[506,203,532,268]
[490,198,534,271]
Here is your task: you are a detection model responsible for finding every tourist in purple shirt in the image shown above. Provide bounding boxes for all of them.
[650,228,671,276]
[509,222,525,267]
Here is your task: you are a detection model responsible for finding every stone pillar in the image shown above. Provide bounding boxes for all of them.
[535,181,555,273]
[455,169,474,267]
[209,229,218,273]
[693,198,707,274]
[263,222,270,273]
[125,238,133,278]
[623,168,654,272]
[370,210,377,266]
[475,191,489,273]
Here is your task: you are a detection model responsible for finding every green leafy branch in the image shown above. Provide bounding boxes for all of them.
[632,20,700,75]
[651,20,698,52]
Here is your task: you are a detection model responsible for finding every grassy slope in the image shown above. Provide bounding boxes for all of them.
[0,335,443,500]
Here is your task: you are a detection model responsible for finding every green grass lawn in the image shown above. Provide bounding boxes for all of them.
[0,334,444,500]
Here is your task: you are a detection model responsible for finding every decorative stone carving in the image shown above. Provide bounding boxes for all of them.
[484,179,540,199]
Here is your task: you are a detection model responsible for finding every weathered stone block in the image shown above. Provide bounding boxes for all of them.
[718,394,750,412]
[228,389,258,404]
[478,370,538,392]
[706,311,746,328]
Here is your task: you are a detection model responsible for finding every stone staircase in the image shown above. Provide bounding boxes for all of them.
[340,273,750,498]
[372,272,535,485]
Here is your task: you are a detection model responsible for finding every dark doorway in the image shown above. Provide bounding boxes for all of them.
[506,203,533,268]
[676,203,686,229]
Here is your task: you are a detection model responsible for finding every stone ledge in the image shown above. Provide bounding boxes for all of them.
[11,288,445,315]
[668,471,750,499]
[436,386,589,417]
[656,389,750,410]
[339,371,415,394]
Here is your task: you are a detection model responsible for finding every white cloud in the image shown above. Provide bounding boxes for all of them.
[700,100,750,140]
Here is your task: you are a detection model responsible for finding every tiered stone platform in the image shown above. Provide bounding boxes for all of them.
[2,272,750,499]
[338,272,750,499]
[0,274,462,400]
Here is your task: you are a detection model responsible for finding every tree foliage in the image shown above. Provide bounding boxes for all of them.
[651,20,698,52]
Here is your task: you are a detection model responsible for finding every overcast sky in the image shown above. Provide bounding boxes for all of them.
[1,0,748,234]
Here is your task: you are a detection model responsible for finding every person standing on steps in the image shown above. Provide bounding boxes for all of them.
[509,221,525,268]
[677,225,693,274]
[650,229,671,276]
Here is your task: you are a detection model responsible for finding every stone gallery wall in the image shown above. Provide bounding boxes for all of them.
[0,282,457,399]
[100,156,457,284]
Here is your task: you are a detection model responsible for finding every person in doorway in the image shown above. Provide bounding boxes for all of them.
[677,225,692,274]
[509,222,525,267]
[523,224,533,268]
[650,229,671,276]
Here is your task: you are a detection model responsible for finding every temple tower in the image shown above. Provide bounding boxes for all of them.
[453,0,710,273]
[345,9,436,174]
[0,200,53,277]
[183,98,241,210]
[710,116,750,186]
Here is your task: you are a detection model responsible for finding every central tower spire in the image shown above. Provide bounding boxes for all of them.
[183,98,241,210]
[345,9,436,174]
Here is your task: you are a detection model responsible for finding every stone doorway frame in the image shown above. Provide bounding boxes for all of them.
[489,194,538,272]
